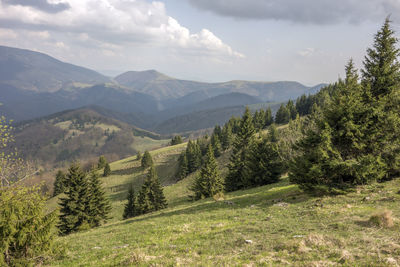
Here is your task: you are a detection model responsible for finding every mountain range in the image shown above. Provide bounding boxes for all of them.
[0,45,326,133]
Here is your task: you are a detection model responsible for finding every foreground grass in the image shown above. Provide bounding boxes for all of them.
[49,173,400,266]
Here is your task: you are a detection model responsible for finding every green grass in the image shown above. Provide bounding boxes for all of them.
[131,136,170,153]
[46,144,400,266]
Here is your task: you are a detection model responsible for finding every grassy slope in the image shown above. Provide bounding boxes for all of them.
[48,144,400,266]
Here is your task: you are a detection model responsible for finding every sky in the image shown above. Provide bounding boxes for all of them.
[0,0,399,85]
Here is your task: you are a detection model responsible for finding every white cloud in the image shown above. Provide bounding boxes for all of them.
[0,28,17,39]
[0,0,244,59]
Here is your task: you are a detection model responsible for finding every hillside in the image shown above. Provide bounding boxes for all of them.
[12,108,169,168]
[0,46,325,129]
[47,143,400,266]
[0,45,109,93]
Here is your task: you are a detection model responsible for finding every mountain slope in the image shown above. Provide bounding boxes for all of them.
[0,45,109,92]
[46,143,400,266]
[12,107,169,167]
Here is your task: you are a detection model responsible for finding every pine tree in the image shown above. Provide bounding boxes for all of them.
[103,163,111,177]
[53,170,66,196]
[213,125,222,138]
[171,135,183,145]
[211,134,222,157]
[58,162,92,235]
[186,140,202,173]
[137,166,167,214]
[220,123,233,150]
[141,151,153,169]
[150,167,168,211]
[264,107,273,127]
[226,107,255,191]
[177,152,189,179]
[123,184,137,219]
[275,104,290,124]
[88,169,111,227]
[286,100,297,120]
[253,109,266,130]
[191,144,224,200]
[362,17,400,178]
[289,60,387,193]
[244,129,283,187]
[97,155,107,169]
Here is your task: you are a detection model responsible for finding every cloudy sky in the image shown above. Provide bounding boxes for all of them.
[0,0,399,85]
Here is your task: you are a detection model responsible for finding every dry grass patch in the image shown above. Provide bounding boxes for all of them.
[368,209,394,228]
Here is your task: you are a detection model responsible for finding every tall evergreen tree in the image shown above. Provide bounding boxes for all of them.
[211,134,222,157]
[275,104,290,124]
[171,135,183,145]
[177,152,189,179]
[97,155,107,169]
[137,166,167,214]
[264,107,273,127]
[58,163,92,235]
[362,17,400,177]
[186,140,202,173]
[220,123,233,150]
[88,169,111,227]
[286,100,297,120]
[191,144,224,200]
[123,184,137,219]
[226,107,255,191]
[103,163,111,177]
[244,128,283,187]
[253,109,266,130]
[53,170,66,196]
[290,60,387,193]
[141,151,153,169]
[213,125,222,139]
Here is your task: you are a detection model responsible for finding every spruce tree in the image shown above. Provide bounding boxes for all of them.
[53,170,66,196]
[141,151,153,169]
[58,162,92,235]
[226,107,255,191]
[362,17,400,177]
[178,152,189,179]
[213,125,222,139]
[123,184,137,219]
[289,60,387,193]
[103,163,111,177]
[264,107,273,127]
[191,144,224,200]
[211,134,222,157]
[137,165,167,214]
[286,100,297,120]
[220,123,233,150]
[253,109,266,130]
[244,128,283,187]
[88,169,111,227]
[186,140,202,173]
[275,104,290,124]
[97,155,107,169]
[171,135,183,145]
[150,166,168,211]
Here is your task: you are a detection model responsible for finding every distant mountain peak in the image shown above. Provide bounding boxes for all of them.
[114,69,173,84]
